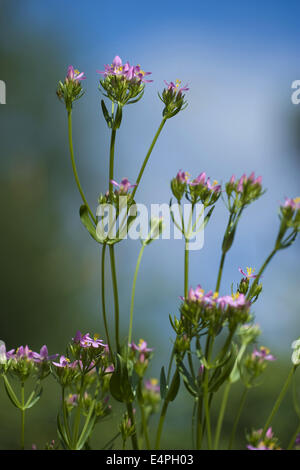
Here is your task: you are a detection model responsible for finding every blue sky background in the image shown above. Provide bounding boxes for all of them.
[2,0,300,355]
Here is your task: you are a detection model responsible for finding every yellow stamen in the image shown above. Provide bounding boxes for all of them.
[150,378,158,386]
[246,267,255,276]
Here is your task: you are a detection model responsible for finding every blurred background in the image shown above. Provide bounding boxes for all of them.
[0,0,299,450]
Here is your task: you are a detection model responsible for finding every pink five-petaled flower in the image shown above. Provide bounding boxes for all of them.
[33,345,58,363]
[164,79,189,94]
[189,172,221,193]
[239,266,258,280]
[252,346,276,362]
[144,378,160,393]
[66,65,86,82]
[52,355,76,368]
[110,178,137,195]
[176,170,190,184]
[130,339,153,363]
[73,331,106,349]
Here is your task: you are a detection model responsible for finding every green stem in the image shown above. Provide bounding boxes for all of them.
[109,245,121,354]
[216,251,226,293]
[261,366,296,440]
[101,244,113,355]
[72,378,84,448]
[128,243,146,347]
[62,387,72,445]
[67,110,96,224]
[228,387,248,450]
[287,420,300,450]
[203,339,213,449]
[247,249,277,300]
[21,382,25,450]
[155,400,169,449]
[214,382,231,449]
[184,240,189,299]
[196,397,203,449]
[132,118,167,198]
[127,402,139,450]
[109,129,116,196]
[140,405,151,450]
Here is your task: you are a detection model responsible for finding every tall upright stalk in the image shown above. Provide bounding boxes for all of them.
[67,110,96,224]
[21,382,25,450]
[101,244,112,354]
[132,118,166,198]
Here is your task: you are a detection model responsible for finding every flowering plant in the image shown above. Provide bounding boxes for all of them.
[1,55,300,451]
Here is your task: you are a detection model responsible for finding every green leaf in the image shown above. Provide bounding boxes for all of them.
[160,366,167,400]
[26,385,43,409]
[79,205,103,243]
[57,414,70,449]
[3,376,21,409]
[166,369,180,402]
[76,401,96,450]
[101,100,112,128]
[209,347,237,393]
[177,360,198,397]
[109,354,134,403]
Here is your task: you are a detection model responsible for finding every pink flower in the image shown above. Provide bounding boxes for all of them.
[252,346,276,362]
[239,267,258,280]
[110,178,136,195]
[164,79,189,94]
[66,65,86,82]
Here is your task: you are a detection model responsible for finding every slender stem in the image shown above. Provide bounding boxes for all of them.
[128,244,146,347]
[214,382,231,449]
[216,252,226,293]
[140,405,151,450]
[261,366,296,440]
[109,245,121,354]
[109,129,117,196]
[247,249,277,300]
[155,400,169,449]
[228,387,248,450]
[101,244,112,354]
[132,118,167,198]
[67,110,96,224]
[73,378,84,448]
[184,241,189,299]
[21,382,25,450]
[127,402,139,450]
[196,397,203,449]
[203,340,213,449]
[62,387,72,445]
[287,420,300,450]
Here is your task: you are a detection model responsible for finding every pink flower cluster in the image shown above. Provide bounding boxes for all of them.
[176,170,221,193]
[98,55,152,84]
[5,345,56,363]
[229,172,262,192]
[282,197,300,211]
[181,285,250,310]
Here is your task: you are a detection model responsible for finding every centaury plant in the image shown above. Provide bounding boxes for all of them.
[1,56,300,450]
